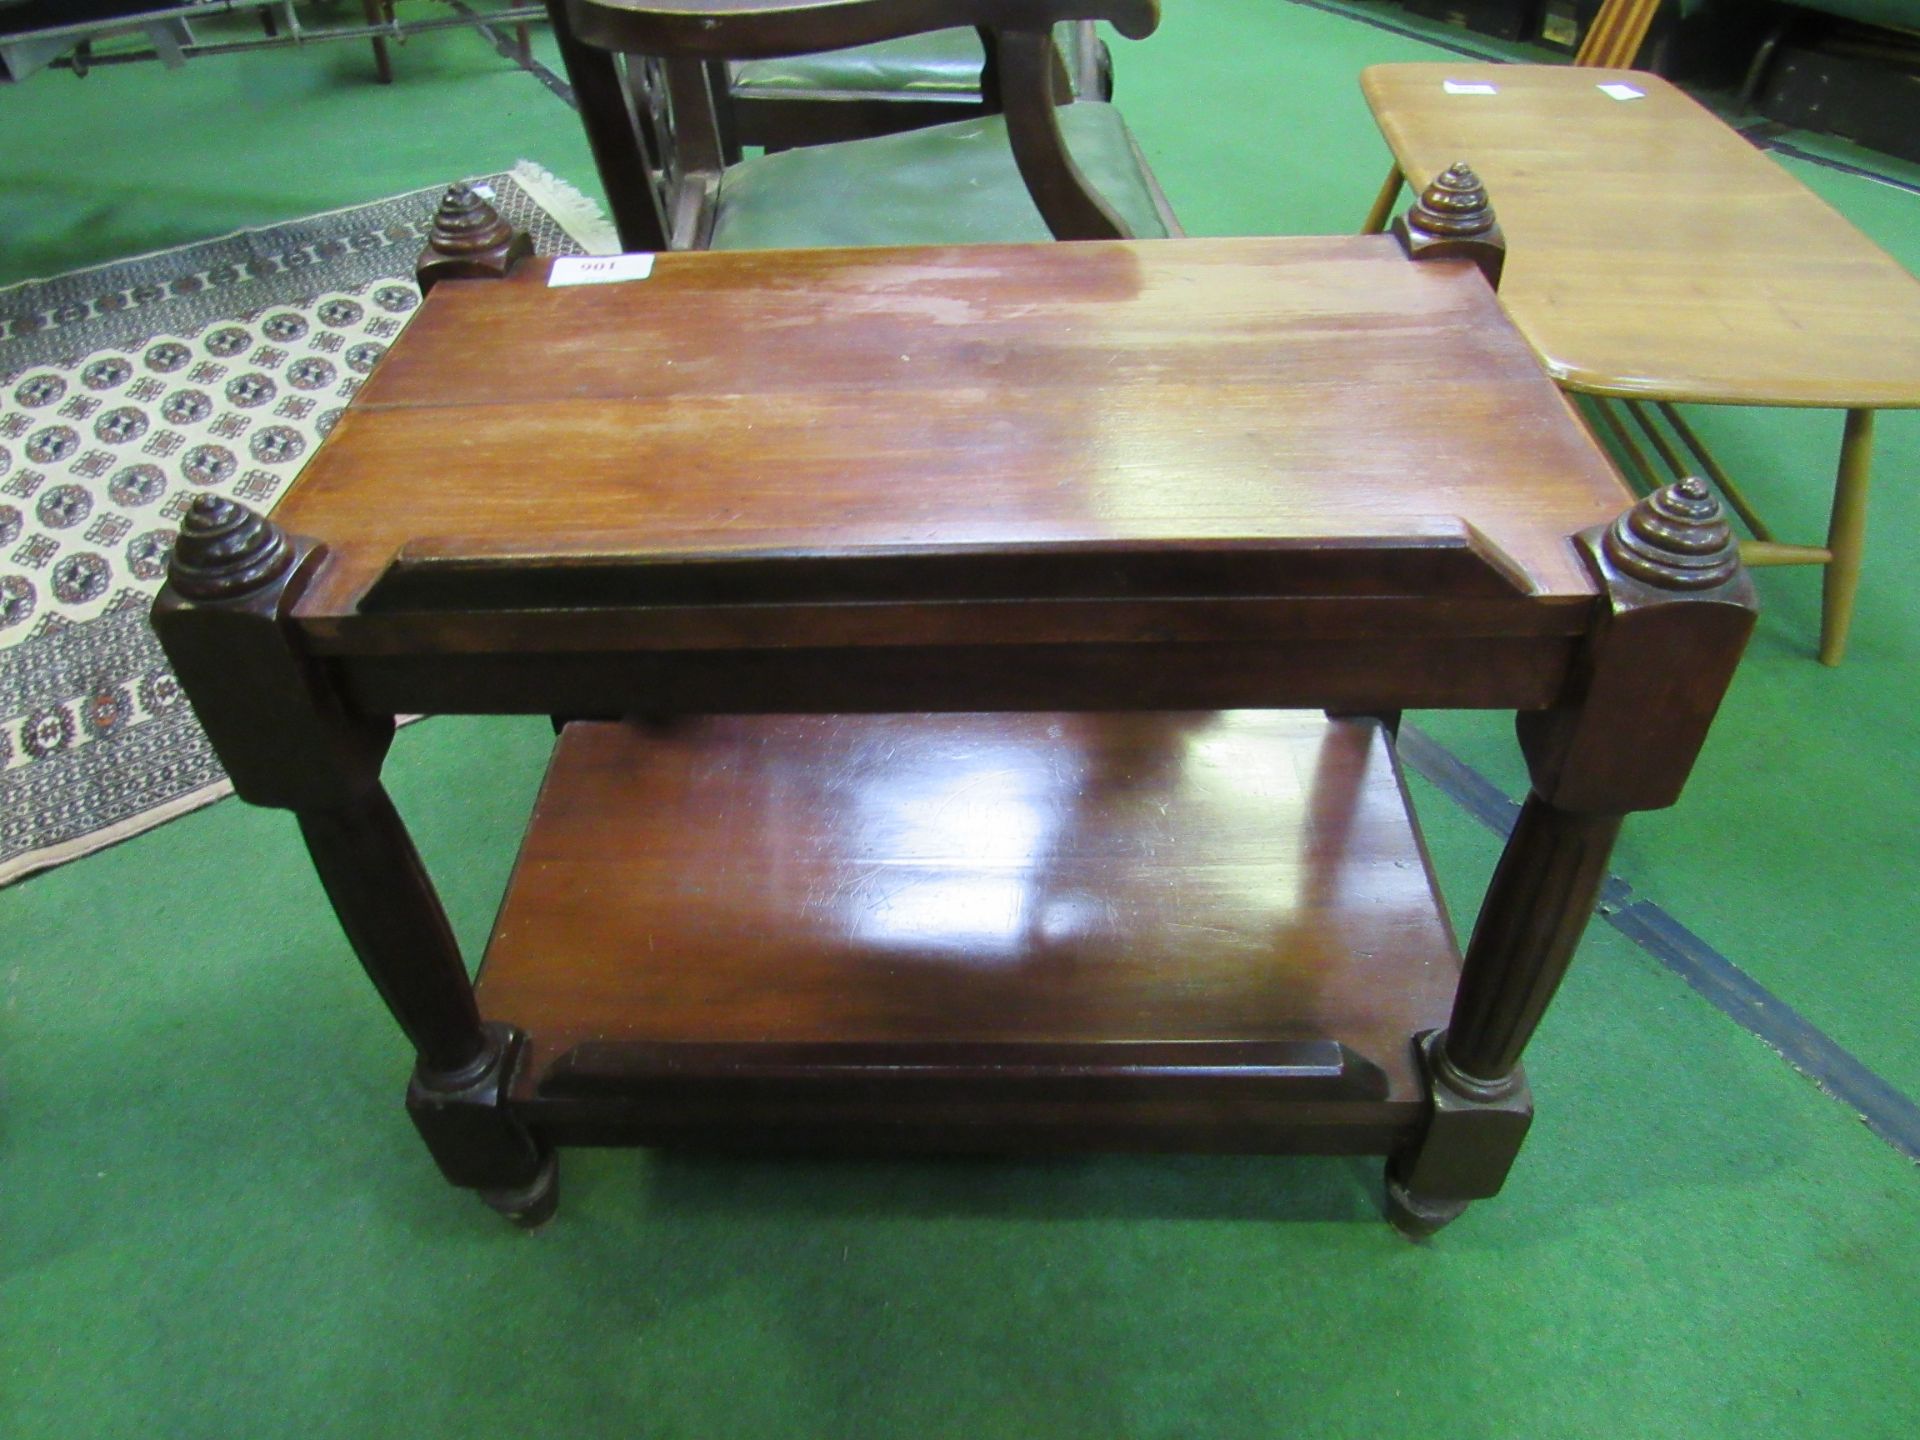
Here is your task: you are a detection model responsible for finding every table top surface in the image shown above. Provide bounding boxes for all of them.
[275,235,1632,632]
[1362,63,1920,408]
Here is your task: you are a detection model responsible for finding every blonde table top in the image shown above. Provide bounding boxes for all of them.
[1362,63,1920,408]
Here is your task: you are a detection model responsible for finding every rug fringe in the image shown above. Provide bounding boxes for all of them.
[510,159,623,255]
[0,778,232,888]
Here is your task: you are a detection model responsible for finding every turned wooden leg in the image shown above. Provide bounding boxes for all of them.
[310,788,556,1215]
[1389,479,1757,1235]
[1819,407,1874,666]
[1387,800,1621,1235]
[363,0,393,84]
[1440,800,1623,1086]
[153,497,551,1221]
[298,795,483,1074]
[1362,163,1404,235]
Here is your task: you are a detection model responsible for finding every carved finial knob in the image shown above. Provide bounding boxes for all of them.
[1409,163,1496,238]
[426,182,517,258]
[416,180,533,294]
[1392,160,1505,288]
[167,495,294,601]
[1603,477,1741,590]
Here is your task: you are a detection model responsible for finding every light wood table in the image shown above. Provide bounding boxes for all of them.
[1361,62,1920,664]
[152,225,1756,1235]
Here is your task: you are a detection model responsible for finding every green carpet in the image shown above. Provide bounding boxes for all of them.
[0,6,598,289]
[3,3,1918,1435]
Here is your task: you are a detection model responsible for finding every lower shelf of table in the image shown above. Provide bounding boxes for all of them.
[475,710,1462,1153]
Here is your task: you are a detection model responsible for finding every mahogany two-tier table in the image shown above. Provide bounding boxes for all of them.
[154,205,1753,1233]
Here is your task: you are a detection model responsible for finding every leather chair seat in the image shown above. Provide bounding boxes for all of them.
[711,101,1169,249]
[731,24,1085,97]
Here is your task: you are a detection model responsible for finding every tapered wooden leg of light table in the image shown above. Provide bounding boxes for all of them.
[1686,406,1873,666]
[1820,408,1875,666]
[1361,165,1405,235]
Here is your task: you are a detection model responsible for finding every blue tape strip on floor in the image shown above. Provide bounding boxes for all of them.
[1756,136,1920,200]
[1290,0,1509,60]
[1398,724,1920,1165]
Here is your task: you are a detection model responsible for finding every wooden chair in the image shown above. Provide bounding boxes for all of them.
[260,2,398,84]
[545,0,1180,252]
[724,21,1111,152]
[1361,0,1663,234]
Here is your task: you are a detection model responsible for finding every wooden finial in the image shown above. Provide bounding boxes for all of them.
[1409,162,1497,238]
[416,182,533,294]
[1602,477,1741,591]
[166,495,294,601]
[1392,161,1506,289]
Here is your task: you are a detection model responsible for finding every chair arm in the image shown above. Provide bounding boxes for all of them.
[565,0,1159,59]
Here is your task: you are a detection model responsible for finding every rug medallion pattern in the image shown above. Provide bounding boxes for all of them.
[0,168,612,882]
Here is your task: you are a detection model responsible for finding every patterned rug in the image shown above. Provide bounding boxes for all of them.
[0,162,617,885]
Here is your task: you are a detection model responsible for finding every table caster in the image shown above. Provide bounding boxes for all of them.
[1384,1169,1470,1240]
[479,1149,559,1229]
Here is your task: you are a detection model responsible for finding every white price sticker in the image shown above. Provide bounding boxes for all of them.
[550,254,657,287]
[1443,80,1498,95]
[1597,82,1646,100]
